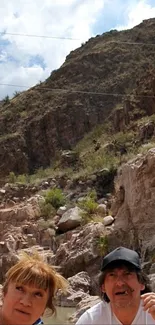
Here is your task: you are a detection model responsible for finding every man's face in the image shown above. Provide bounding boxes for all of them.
[102,265,145,308]
[2,282,49,325]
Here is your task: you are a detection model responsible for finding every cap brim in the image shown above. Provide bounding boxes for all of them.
[101,258,141,271]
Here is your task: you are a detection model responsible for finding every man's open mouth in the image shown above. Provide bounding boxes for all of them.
[115,290,128,295]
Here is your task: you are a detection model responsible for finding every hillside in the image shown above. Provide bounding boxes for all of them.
[0,18,155,178]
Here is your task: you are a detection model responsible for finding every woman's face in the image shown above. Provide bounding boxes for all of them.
[2,282,49,325]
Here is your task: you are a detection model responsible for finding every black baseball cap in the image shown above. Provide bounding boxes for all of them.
[101,247,141,271]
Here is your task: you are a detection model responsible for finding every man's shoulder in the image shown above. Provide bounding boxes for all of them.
[86,301,107,314]
[76,301,110,325]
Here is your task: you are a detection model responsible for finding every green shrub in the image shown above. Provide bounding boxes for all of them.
[8,171,16,183]
[8,172,30,184]
[16,174,29,184]
[37,218,55,230]
[44,188,66,209]
[80,211,92,225]
[88,189,97,201]
[78,196,98,215]
[39,201,56,220]
[96,235,108,256]
[78,192,98,225]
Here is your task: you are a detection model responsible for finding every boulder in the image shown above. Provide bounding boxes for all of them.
[96,204,106,217]
[57,207,82,232]
[68,271,91,293]
[56,287,87,307]
[56,272,91,307]
[103,216,114,226]
[57,206,67,217]
[54,222,109,281]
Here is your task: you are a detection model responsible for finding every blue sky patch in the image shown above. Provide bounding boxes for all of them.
[93,0,137,34]
[0,38,10,47]
[28,55,46,69]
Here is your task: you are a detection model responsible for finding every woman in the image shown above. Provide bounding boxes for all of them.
[0,251,68,325]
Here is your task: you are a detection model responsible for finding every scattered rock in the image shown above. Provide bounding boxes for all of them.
[96,204,106,217]
[57,206,67,217]
[103,216,114,226]
[0,189,6,194]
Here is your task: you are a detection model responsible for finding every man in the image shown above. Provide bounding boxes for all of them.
[76,247,155,325]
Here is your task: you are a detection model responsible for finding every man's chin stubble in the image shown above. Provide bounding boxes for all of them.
[112,300,134,308]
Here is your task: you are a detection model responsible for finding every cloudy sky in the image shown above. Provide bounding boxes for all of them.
[0,0,155,99]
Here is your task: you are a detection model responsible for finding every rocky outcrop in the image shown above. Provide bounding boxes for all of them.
[0,133,29,177]
[0,168,115,203]
[139,122,155,142]
[111,148,155,260]
[54,222,111,290]
[56,272,91,307]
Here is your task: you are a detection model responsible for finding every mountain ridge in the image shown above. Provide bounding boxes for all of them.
[0,18,155,177]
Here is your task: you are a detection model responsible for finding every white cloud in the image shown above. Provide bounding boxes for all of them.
[116,0,155,30]
[1,0,155,100]
[0,50,8,62]
[0,0,105,99]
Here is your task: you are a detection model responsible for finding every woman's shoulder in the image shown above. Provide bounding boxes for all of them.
[33,318,44,325]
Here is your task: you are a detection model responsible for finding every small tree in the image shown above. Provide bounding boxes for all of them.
[3,95,10,104]
[13,91,20,98]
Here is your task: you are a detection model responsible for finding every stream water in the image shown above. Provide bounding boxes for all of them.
[43,306,76,324]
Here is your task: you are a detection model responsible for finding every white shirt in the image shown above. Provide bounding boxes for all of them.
[76,300,155,325]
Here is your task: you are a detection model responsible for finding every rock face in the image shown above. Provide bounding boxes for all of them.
[0,195,57,282]
[111,148,155,259]
[54,222,111,293]
[1,19,155,176]
[1,147,155,321]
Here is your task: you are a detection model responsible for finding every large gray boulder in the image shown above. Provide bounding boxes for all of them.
[57,206,82,232]
[56,272,91,307]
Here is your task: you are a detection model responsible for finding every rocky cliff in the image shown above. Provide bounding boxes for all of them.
[0,18,155,176]
[0,148,155,319]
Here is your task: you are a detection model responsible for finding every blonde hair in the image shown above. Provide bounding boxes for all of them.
[3,251,68,314]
